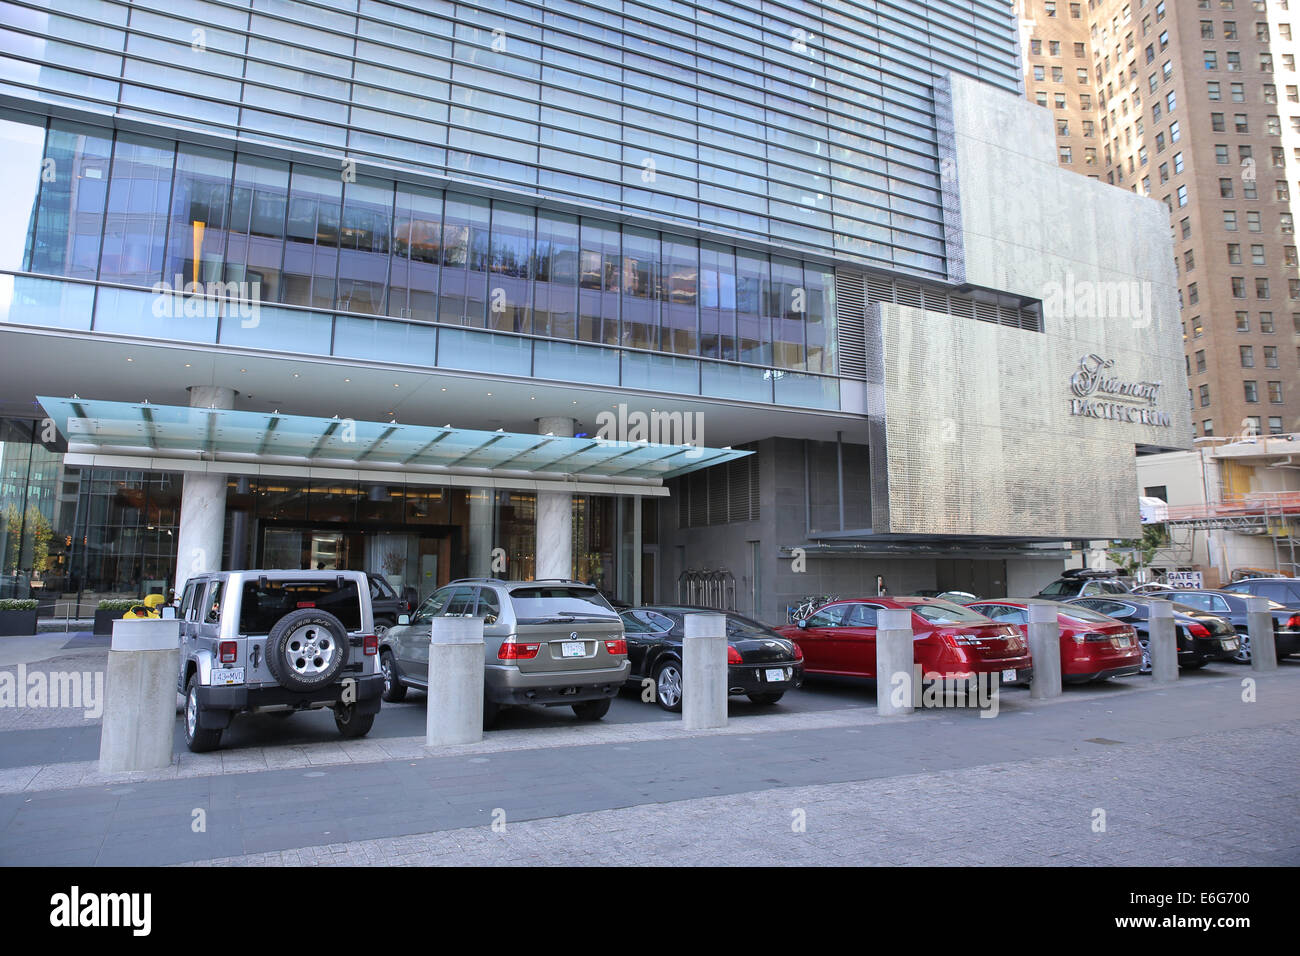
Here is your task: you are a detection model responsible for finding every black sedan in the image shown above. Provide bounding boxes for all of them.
[618,606,803,712]
[1157,589,1300,663]
[1066,595,1240,672]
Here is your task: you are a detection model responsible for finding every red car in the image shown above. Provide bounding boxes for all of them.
[775,598,1032,680]
[964,598,1141,682]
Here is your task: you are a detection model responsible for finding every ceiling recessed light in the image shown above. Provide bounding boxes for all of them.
[393,383,400,388]
[184,363,192,368]
[441,387,447,392]
[487,392,492,396]
[126,358,133,362]
[292,373,299,378]
[240,369,247,373]
[344,378,350,383]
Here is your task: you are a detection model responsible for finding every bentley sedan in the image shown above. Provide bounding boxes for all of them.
[618,606,803,712]
[1065,595,1239,672]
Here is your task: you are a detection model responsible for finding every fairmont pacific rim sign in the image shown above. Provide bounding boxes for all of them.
[1069,354,1172,427]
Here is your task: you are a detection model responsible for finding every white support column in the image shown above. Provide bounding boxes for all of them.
[174,386,235,598]
[1148,600,1179,684]
[682,612,728,730]
[468,488,494,577]
[426,616,485,746]
[535,416,574,580]
[1027,602,1063,699]
[875,608,915,716]
[1247,596,1278,672]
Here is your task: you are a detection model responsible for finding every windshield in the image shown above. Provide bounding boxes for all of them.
[1037,580,1071,597]
[511,586,617,622]
[239,579,362,634]
[912,603,990,624]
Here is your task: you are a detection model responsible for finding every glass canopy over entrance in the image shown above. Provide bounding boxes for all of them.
[37,396,748,484]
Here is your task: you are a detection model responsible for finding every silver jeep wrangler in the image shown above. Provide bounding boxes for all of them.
[176,570,384,752]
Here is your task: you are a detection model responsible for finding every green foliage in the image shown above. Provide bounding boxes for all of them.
[0,599,38,611]
[97,600,137,612]
[1108,524,1168,574]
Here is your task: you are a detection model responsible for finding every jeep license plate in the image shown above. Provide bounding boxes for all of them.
[561,641,585,658]
[212,667,243,685]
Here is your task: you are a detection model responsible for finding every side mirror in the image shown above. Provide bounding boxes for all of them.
[397,614,410,626]
[797,618,809,629]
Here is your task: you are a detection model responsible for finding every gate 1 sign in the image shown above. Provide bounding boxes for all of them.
[1166,571,1204,589]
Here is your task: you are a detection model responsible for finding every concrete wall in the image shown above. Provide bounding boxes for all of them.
[874,74,1191,540]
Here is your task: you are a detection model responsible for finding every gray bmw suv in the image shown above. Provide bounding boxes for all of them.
[379,578,629,728]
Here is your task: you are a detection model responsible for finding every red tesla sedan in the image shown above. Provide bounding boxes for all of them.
[964,598,1141,682]
[775,597,1032,680]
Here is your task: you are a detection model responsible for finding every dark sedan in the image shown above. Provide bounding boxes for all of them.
[1158,589,1300,663]
[618,606,803,712]
[1066,595,1240,672]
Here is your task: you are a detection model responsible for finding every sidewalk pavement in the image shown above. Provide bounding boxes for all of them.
[0,665,1296,866]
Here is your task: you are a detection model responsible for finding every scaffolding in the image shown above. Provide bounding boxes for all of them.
[1162,490,1300,578]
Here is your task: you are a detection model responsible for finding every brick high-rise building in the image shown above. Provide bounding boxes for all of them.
[1020,0,1300,439]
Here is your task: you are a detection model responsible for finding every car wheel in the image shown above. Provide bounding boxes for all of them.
[334,703,374,739]
[654,660,683,713]
[1233,630,1251,664]
[184,675,223,753]
[483,699,501,730]
[572,698,611,721]
[264,608,349,693]
[747,692,784,705]
[1138,638,1151,675]
[380,649,407,702]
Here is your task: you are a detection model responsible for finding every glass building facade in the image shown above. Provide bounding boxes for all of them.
[0,0,1020,279]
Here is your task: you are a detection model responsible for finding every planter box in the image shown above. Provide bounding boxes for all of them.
[94,609,128,635]
[0,609,38,636]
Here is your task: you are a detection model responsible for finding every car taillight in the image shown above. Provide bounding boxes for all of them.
[605,638,627,655]
[790,641,803,661]
[498,639,540,660]
[362,635,378,655]
[1288,614,1300,630]
[1186,622,1211,639]
[727,645,743,665]
[219,641,237,664]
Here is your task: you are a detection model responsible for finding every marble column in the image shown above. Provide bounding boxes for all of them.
[174,386,235,598]
[467,487,494,578]
[535,416,574,581]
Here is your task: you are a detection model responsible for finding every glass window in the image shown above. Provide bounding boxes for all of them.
[437,193,490,326]
[770,257,806,370]
[0,117,44,274]
[389,182,443,322]
[578,217,620,346]
[660,236,699,356]
[164,143,234,290]
[699,242,737,362]
[224,154,289,304]
[736,248,771,367]
[281,164,343,311]
[487,201,533,333]
[532,209,579,340]
[27,120,113,280]
[337,176,394,316]
[620,226,660,350]
[100,133,176,287]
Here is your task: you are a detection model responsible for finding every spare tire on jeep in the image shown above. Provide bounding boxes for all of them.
[265,608,350,693]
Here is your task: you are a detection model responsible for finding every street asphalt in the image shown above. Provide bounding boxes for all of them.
[0,632,1296,865]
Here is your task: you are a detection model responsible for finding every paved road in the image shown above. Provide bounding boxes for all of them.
[1,660,1296,866]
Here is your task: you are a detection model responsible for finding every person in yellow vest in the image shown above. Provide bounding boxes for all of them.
[122,593,167,619]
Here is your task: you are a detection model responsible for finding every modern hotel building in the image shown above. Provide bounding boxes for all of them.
[0,0,1189,620]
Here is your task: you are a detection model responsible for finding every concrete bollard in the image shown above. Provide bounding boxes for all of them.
[1148,600,1179,683]
[682,612,727,730]
[99,618,181,773]
[1028,602,1063,699]
[875,608,915,716]
[426,616,484,746]
[1246,596,1278,672]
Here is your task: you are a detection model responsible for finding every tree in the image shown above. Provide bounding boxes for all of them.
[1107,523,1167,576]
